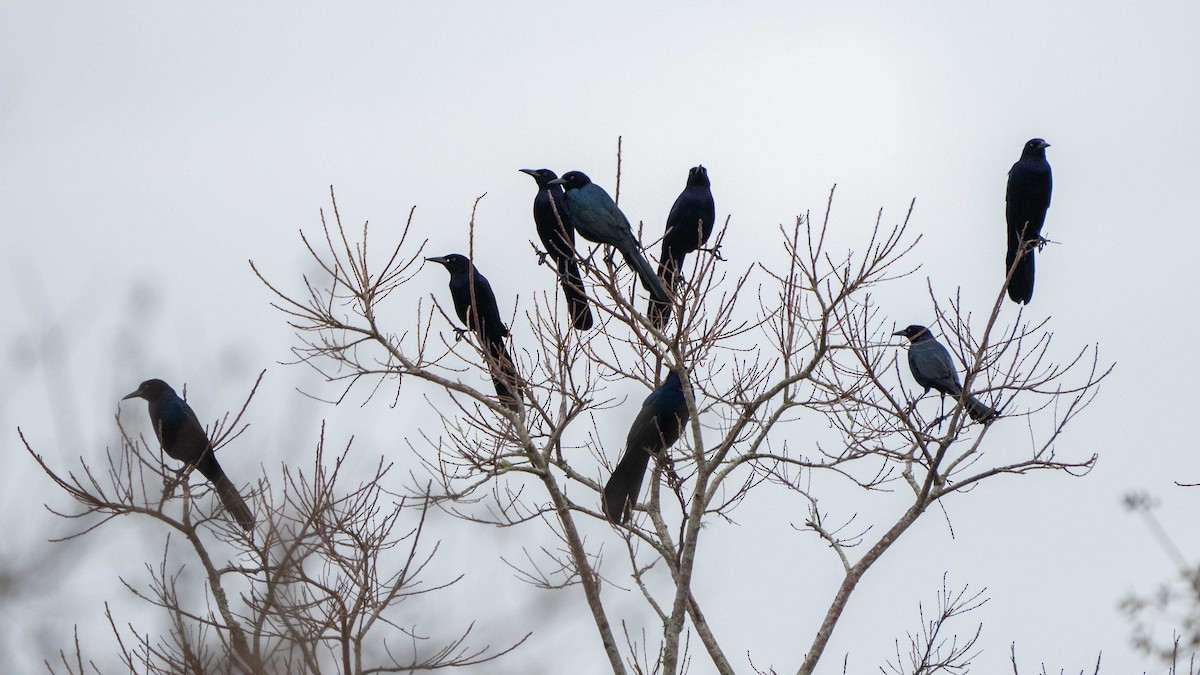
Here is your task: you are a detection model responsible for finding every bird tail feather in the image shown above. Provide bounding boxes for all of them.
[558,257,594,330]
[603,448,652,525]
[964,394,998,424]
[194,453,255,531]
[648,254,685,329]
[1005,239,1036,304]
[618,242,671,305]
[486,339,523,409]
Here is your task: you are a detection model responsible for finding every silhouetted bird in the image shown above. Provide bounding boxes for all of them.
[1005,138,1053,304]
[603,370,690,524]
[122,379,255,530]
[893,325,997,423]
[519,168,594,330]
[649,165,716,328]
[549,171,671,306]
[426,254,522,407]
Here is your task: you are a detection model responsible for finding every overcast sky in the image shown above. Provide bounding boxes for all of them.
[2,2,1199,673]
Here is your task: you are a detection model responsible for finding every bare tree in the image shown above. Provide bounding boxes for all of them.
[23,373,524,674]
[246,168,1108,674]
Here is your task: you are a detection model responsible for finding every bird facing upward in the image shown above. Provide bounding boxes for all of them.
[122,379,255,530]
[1005,138,1053,304]
[649,165,716,328]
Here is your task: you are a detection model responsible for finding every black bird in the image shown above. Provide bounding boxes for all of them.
[548,171,671,306]
[426,254,522,407]
[893,325,997,423]
[603,370,690,525]
[1005,138,1053,304]
[519,168,594,330]
[649,165,716,328]
[122,379,255,530]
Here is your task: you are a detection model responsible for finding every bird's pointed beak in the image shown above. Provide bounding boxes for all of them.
[891,329,906,337]
[519,168,537,177]
[122,389,141,401]
[547,177,565,186]
[1039,140,1050,148]
[425,256,447,266]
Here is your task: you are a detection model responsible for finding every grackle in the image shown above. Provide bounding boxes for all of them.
[426,254,522,407]
[603,369,690,524]
[122,379,255,530]
[1005,138,1053,304]
[519,168,594,330]
[649,165,715,328]
[549,171,671,306]
[893,325,997,423]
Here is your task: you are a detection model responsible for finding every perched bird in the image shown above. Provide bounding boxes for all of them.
[603,370,691,525]
[1005,138,1053,304]
[519,168,594,330]
[122,379,255,530]
[549,171,671,306]
[426,254,522,407]
[648,165,716,328]
[893,325,997,423]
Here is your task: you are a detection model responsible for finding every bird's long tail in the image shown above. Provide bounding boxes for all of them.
[617,240,671,305]
[603,447,652,525]
[194,453,255,531]
[963,394,999,424]
[557,257,594,331]
[648,253,685,329]
[1005,237,1036,304]
[485,339,524,409]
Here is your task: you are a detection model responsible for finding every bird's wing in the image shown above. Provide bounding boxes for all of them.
[626,390,672,452]
[626,387,688,452]
[663,189,716,257]
[912,341,961,391]
[153,418,166,448]
[470,272,509,339]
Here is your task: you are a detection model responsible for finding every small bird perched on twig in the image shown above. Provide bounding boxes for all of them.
[519,168,594,331]
[1005,138,1053,304]
[549,170,671,307]
[648,165,716,328]
[122,379,255,530]
[426,253,523,408]
[603,369,691,524]
[893,325,997,424]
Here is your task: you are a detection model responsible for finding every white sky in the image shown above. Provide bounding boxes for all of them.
[2,2,1199,672]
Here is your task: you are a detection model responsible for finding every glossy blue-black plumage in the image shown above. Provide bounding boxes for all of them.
[549,171,670,306]
[893,326,996,423]
[520,168,594,330]
[1005,139,1053,304]
[603,370,691,524]
[426,254,522,407]
[122,379,255,530]
[649,166,716,327]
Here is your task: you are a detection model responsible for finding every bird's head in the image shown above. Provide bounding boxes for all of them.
[1021,138,1050,158]
[519,168,559,187]
[548,171,591,190]
[686,165,710,188]
[892,325,930,342]
[425,254,471,274]
[123,378,171,401]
